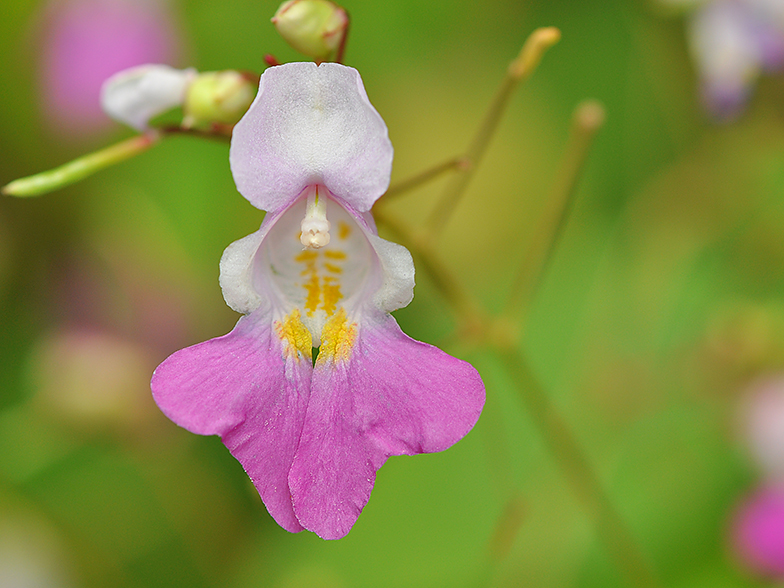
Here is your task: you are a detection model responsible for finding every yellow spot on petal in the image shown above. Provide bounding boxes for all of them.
[338,222,351,240]
[317,308,356,364]
[303,272,321,316]
[295,250,318,263]
[322,277,342,316]
[324,250,346,260]
[274,309,312,361]
[296,249,321,315]
[324,263,342,274]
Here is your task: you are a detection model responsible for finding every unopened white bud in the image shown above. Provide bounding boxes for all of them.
[101,64,196,131]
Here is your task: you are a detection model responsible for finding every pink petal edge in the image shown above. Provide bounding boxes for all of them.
[151,311,312,533]
[289,314,485,539]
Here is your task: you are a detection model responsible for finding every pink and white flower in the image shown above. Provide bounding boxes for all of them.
[150,62,485,540]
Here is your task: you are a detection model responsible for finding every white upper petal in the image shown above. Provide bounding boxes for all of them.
[229,62,393,213]
[101,64,195,131]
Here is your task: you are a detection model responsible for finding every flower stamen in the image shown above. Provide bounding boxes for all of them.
[300,186,331,248]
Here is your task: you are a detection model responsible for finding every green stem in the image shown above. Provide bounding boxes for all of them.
[423,27,561,238]
[378,156,468,203]
[502,100,605,328]
[373,206,487,335]
[496,347,660,588]
[2,124,232,198]
[377,151,658,586]
[2,134,159,197]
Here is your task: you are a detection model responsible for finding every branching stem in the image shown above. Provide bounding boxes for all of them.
[423,27,561,238]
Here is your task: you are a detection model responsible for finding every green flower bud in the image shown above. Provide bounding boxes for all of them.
[182,70,256,128]
[272,0,349,61]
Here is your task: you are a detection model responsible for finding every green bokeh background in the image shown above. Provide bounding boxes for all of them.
[2,0,784,586]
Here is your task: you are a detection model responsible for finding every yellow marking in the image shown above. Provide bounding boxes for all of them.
[303,273,321,316]
[295,249,344,317]
[295,250,318,262]
[274,309,312,361]
[299,256,317,276]
[296,249,320,314]
[338,222,351,240]
[317,308,356,363]
[322,277,342,316]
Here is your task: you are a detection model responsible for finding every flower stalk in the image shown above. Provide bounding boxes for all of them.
[423,27,561,239]
[497,348,661,588]
[2,123,233,198]
[379,156,469,203]
[502,99,606,331]
[2,133,158,197]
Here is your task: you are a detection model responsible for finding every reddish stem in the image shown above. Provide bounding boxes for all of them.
[264,54,282,67]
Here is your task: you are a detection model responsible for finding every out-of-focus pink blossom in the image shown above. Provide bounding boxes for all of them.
[730,484,784,579]
[36,0,184,136]
[741,375,784,480]
[660,0,784,119]
[29,329,160,432]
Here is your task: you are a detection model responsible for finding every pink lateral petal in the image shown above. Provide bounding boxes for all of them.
[288,315,485,539]
[151,311,312,533]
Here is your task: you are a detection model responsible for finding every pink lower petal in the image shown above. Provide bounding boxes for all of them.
[151,310,312,533]
[289,315,484,539]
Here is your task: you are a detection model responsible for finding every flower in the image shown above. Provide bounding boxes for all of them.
[36,0,182,136]
[101,66,257,131]
[150,62,485,540]
[677,0,784,118]
[741,375,784,481]
[730,483,784,579]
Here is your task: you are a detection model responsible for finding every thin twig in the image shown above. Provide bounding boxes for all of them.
[496,348,661,588]
[423,27,562,238]
[502,99,606,329]
[377,156,468,204]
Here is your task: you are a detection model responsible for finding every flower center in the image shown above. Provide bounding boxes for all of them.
[256,185,375,348]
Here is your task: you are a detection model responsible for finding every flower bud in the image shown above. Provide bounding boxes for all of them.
[101,64,195,131]
[182,71,256,128]
[272,0,349,61]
